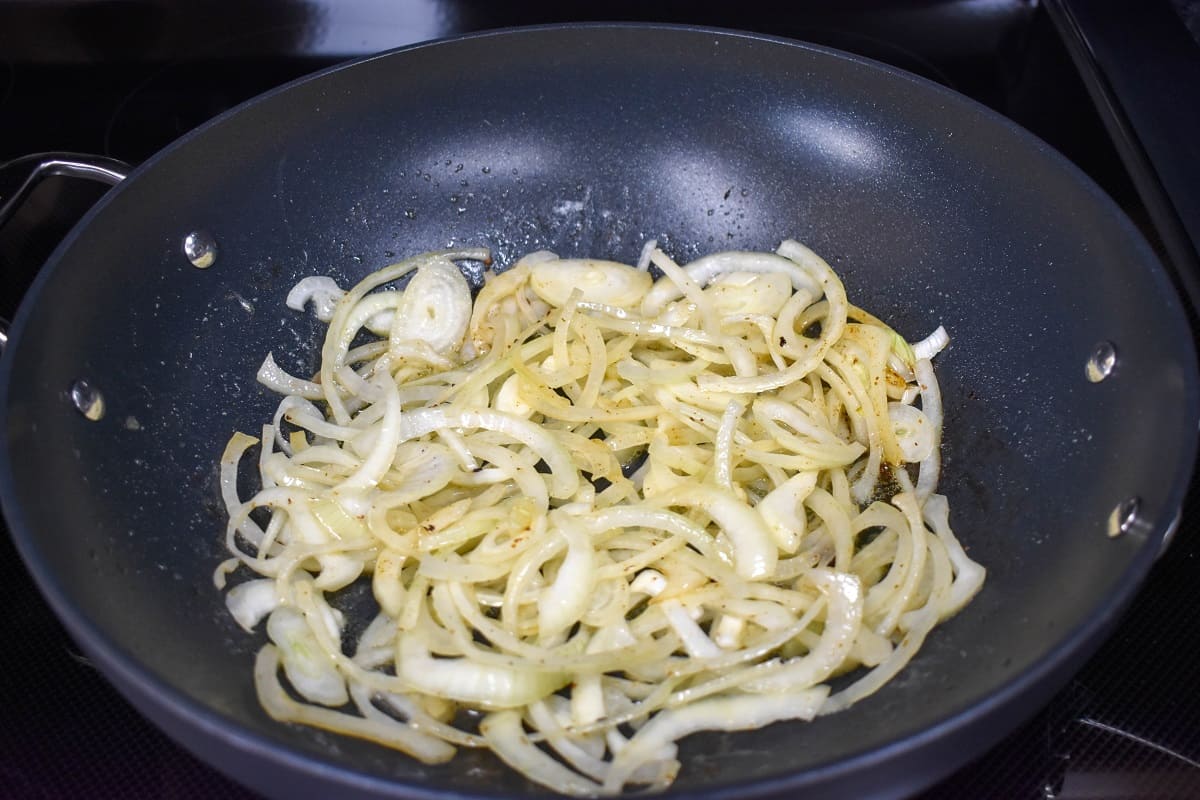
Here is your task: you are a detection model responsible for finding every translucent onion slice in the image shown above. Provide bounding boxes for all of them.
[257,353,323,400]
[398,407,579,499]
[912,325,950,360]
[650,485,776,580]
[225,578,279,632]
[757,471,818,552]
[255,645,455,763]
[537,519,597,638]
[923,494,986,617]
[741,569,863,692]
[697,240,849,394]
[390,258,473,355]
[480,710,604,797]
[888,402,935,463]
[530,258,653,309]
[914,358,944,500]
[396,634,568,709]
[661,600,721,658]
[602,688,829,793]
[266,607,348,707]
[641,250,820,317]
[321,248,489,424]
[286,275,344,321]
[220,240,978,795]
[705,270,793,317]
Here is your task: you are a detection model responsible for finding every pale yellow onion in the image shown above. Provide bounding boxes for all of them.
[255,645,455,763]
[914,357,944,500]
[390,258,473,355]
[706,270,794,317]
[219,241,982,795]
[922,494,986,617]
[602,689,828,793]
[396,634,568,709]
[321,248,488,424]
[493,374,535,417]
[286,275,344,320]
[660,600,721,658]
[224,578,279,632]
[912,325,950,360]
[757,470,818,552]
[528,698,610,778]
[531,258,653,309]
[537,518,597,638]
[888,401,935,463]
[641,250,820,317]
[398,406,579,499]
[266,606,347,707]
[481,710,603,797]
[741,569,863,692]
[219,431,265,545]
[257,353,323,400]
[650,484,776,580]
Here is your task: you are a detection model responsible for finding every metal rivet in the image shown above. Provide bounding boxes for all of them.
[69,379,105,421]
[1085,341,1116,383]
[1107,496,1141,538]
[183,230,217,269]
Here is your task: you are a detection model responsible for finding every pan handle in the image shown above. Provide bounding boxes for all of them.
[0,152,130,351]
[0,152,129,228]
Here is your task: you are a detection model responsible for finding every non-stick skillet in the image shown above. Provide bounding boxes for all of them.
[0,24,1196,800]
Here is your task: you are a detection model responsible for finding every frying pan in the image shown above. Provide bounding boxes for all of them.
[0,24,1196,800]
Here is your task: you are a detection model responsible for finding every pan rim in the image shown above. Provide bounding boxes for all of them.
[1,20,1196,799]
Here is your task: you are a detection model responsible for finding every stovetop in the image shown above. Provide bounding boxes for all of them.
[1,2,1198,798]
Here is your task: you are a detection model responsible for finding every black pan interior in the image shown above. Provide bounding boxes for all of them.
[1,25,1196,799]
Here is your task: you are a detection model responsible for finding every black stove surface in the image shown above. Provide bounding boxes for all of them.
[1,2,1198,798]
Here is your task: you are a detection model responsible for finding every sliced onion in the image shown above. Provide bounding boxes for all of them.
[528,698,610,780]
[225,578,279,632]
[641,250,820,317]
[221,241,978,794]
[530,258,653,309]
[651,485,776,580]
[266,607,348,707]
[636,238,658,271]
[706,270,793,317]
[537,519,597,638]
[480,710,603,797]
[569,676,607,728]
[914,357,944,500]
[336,375,401,495]
[255,645,455,763]
[696,241,848,393]
[923,494,986,617]
[257,353,323,400]
[398,407,578,499]
[493,374,534,417]
[390,258,473,355]
[660,600,721,658]
[396,634,567,709]
[286,276,344,321]
[603,688,828,793]
[757,471,818,552]
[912,325,950,360]
[372,549,407,618]
[220,431,265,547]
[741,569,862,692]
[888,402,935,463]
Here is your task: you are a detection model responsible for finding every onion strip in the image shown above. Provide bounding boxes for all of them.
[217,240,982,796]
